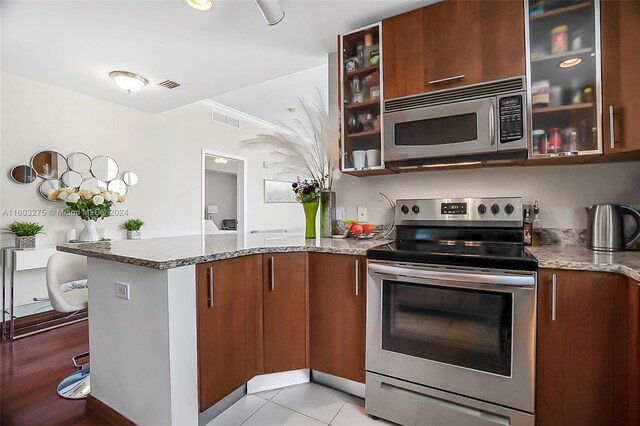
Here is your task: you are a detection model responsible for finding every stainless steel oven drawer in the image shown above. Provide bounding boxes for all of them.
[365,372,534,426]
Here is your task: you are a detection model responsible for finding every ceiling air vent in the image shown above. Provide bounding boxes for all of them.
[157,80,180,89]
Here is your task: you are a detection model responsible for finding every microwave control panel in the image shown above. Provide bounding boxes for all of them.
[499,95,524,143]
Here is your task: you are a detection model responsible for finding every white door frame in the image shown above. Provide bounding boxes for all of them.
[201,149,247,235]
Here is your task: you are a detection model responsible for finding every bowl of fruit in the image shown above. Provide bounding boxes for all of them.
[334,221,376,239]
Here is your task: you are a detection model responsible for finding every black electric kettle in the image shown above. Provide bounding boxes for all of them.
[586,204,640,251]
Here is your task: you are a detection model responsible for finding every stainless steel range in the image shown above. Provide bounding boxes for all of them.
[366,197,537,426]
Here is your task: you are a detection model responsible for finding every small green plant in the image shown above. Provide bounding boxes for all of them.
[4,221,45,236]
[122,218,144,231]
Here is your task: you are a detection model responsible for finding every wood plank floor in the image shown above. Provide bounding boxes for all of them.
[1,321,103,425]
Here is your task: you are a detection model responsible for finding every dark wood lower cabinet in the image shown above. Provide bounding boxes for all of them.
[629,279,640,425]
[536,269,629,426]
[309,253,366,383]
[262,253,308,374]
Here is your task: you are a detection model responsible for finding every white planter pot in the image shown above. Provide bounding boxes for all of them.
[127,230,141,240]
[79,219,100,242]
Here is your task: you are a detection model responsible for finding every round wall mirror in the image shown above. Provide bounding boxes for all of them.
[79,177,107,192]
[10,165,37,184]
[30,151,68,179]
[39,179,62,200]
[61,170,83,188]
[67,152,92,174]
[123,171,138,187]
[91,156,119,181]
[108,179,128,196]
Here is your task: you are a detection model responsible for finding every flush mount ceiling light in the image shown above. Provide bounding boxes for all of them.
[109,71,148,93]
[214,157,228,164]
[558,57,583,68]
[184,0,214,11]
[256,0,285,25]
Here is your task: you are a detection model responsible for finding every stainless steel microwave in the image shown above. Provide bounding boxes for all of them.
[383,77,528,167]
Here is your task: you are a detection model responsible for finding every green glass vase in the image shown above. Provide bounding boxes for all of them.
[302,202,319,239]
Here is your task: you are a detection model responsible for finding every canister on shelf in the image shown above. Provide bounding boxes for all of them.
[551,25,568,54]
[532,129,546,154]
[583,86,594,103]
[547,127,563,153]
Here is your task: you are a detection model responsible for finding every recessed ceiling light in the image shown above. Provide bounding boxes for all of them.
[214,157,228,164]
[184,0,214,11]
[558,57,583,68]
[109,71,148,93]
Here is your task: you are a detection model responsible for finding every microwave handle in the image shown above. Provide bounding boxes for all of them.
[489,101,496,145]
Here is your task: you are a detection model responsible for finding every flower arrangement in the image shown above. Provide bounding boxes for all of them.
[292,178,320,204]
[50,187,124,221]
[243,91,339,191]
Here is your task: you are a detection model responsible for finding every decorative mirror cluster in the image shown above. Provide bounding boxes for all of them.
[8,151,138,201]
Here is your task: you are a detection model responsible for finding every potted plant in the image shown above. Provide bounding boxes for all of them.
[292,178,320,239]
[122,218,144,240]
[4,221,45,249]
[50,187,124,242]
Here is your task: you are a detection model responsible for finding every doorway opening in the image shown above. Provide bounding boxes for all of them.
[201,149,247,235]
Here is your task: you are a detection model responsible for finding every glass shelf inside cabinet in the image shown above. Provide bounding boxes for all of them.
[527,0,601,157]
[341,23,383,172]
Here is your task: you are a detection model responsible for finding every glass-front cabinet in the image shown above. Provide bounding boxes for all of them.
[339,23,385,173]
[526,0,602,158]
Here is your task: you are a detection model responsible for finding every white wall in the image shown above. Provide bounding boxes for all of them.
[204,171,237,228]
[0,72,304,249]
[333,161,640,229]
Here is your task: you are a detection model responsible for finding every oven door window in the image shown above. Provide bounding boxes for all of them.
[394,113,478,146]
[382,280,512,376]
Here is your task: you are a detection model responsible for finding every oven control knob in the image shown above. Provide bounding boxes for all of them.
[477,204,487,214]
[412,205,420,214]
[401,205,409,214]
[491,203,501,215]
[505,203,515,215]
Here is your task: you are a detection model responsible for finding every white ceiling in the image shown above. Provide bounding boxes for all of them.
[211,64,328,126]
[1,0,435,114]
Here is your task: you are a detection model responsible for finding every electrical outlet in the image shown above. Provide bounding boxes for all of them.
[336,207,345,221]
[357,206,368,222]
[115,281,130,300]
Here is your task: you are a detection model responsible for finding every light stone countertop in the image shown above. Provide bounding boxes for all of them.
[527,245,640,281]
[57,233,391,270]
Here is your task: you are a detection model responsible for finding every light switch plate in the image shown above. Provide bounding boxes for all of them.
[357,206,368,222]
[115,281,130,300]
[336,207,345,221]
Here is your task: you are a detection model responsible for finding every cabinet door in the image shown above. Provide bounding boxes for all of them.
[629,279,640,425]
[536,269,627,425]
[309,254,367,383]
[197,257,247,412]
[263,253,307,373]
[382,0,525,99]
[601,0,640,154]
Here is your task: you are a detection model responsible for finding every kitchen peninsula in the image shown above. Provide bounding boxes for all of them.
[57,233,386,425]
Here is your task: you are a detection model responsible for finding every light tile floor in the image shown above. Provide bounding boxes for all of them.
[207,382,394,426]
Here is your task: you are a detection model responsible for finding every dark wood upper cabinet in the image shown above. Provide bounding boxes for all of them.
[536,269,629,426]
[196,257,248,413]
[383,0,525,100]
[262,253,308,374]
[309,254,366,384]
[601,0,640,154]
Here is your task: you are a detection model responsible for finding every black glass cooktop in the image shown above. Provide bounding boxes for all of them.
[367,240,538,271]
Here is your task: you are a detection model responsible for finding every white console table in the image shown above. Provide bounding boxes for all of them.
[2,246,58,340]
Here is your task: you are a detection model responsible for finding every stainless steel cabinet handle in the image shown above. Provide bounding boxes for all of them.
[355,259,360,296]
[207,267,214,308]
[551,273,557,321]
[428,74,466,85]
[489,103,495,146]
[269,256,275,291]
[609,106,616,149]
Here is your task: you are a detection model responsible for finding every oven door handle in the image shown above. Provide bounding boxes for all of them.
[368,263,535,287]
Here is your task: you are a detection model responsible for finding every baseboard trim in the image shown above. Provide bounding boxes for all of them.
[246,369,310,394]
[311,370,366,398]
[86,394,135,426]
[198,384,246,426]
